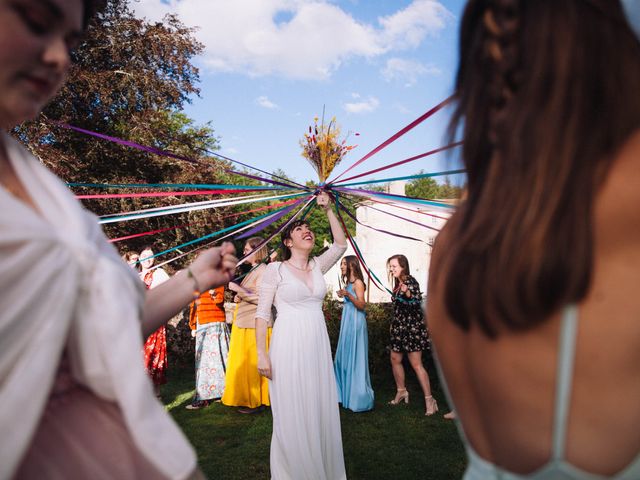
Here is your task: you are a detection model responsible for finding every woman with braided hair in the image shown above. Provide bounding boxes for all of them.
[428,0,640,479]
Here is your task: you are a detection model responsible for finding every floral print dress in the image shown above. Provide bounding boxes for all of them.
[390,275,429,353]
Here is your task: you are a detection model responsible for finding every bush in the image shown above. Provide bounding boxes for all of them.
[324,297,435,377]
[324,298,391,375]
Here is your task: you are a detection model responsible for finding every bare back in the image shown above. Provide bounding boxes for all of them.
[428,130,640,476]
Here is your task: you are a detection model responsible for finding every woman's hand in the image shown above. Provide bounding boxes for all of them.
[228,281,241,292]
[399,282,408,293]
[316,190,332,210]
[257,353,272,379]
[189,242,237,290]
[234,294,241,303]
[336,288,346,298]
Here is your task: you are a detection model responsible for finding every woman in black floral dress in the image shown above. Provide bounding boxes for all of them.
[387,255,438,415]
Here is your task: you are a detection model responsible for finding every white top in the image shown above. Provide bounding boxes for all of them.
[256,242,347,322]
[0,134,196,479]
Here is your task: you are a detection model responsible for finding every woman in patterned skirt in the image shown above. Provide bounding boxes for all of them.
[387,254,438,415]
[186,285,230,409]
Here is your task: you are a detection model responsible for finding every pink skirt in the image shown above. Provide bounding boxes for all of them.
[15,361,169,480]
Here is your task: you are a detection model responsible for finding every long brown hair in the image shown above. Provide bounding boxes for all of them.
[342,255,365,289]
[387,254,411,290]
[246,237,269,264]
[439,0,640,337]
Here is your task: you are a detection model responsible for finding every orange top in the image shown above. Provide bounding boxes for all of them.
[189,286,225,329]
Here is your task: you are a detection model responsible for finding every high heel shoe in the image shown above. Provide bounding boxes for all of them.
[388,388,409,405]
[425,395,439,416]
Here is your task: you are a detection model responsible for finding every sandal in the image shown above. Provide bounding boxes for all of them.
[425,395,439,416]
[388,388,409,405]
[185,400,211,410]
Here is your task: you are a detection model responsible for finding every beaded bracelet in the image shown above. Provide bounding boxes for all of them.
[186,267,202,305]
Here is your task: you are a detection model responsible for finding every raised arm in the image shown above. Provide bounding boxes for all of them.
[317,190,346,248]
[315,191,348,273]
[141,243,236,338]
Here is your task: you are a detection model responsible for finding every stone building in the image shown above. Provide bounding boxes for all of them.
[323,180,455,303]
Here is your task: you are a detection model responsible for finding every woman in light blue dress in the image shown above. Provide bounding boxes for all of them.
[334,256,374,412]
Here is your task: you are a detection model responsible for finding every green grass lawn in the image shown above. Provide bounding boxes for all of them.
[162,366,467,479]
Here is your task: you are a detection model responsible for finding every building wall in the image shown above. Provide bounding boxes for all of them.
[323,181,453,303]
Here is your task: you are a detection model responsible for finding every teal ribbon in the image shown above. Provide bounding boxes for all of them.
[139,205,294,263]
[338,169,466,187]
[99,192,307,223]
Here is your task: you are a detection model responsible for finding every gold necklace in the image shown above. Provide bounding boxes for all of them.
[286,260,312,272]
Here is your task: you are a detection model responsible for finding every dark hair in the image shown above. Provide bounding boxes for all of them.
[342,255,365,290]
[387,254,410,289]
[82,0,106,28]
[439,0,640,337]
[140,244,155,254]
[280,220,311,261]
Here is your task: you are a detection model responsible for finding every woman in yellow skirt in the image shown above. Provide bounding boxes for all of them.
[222,237,273,413]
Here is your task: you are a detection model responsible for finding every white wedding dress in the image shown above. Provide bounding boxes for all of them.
[256,242,347,480]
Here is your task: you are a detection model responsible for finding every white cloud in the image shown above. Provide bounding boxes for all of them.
[224,147,239,155]
[343,96,380,114]
[382,58,441,86]
[131,0,451,80]
[256,95,279,109]
[378,0,451,50]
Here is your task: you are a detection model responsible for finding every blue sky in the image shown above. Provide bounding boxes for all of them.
[133,0,466,185]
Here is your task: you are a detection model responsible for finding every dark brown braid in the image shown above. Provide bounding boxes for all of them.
[481,0,522,148]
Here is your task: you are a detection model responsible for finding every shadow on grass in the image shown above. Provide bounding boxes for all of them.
[162,366,466,479]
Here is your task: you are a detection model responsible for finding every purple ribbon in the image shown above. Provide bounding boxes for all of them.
[235,196,310,240]
[55,122,200,164]
[338,203,424,242]
[337,189,442,232]
[236,196,316,264]
[226,168,307,191]
[55,122,310,190]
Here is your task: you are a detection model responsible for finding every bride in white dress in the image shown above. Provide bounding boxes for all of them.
[256,191,347,480]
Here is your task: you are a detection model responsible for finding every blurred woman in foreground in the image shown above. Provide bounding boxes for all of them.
[0,1,236,477]
[428,1,640,478]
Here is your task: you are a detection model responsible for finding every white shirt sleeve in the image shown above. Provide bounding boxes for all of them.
[256,262,279,323]
[315,243,348,274]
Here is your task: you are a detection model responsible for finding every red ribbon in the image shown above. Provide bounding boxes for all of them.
[108,198,301,243]
[333,142,462,185]
[329,96,454,184]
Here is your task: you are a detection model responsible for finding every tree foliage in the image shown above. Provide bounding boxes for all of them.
[14,0,250,266]
[406,172,463,199]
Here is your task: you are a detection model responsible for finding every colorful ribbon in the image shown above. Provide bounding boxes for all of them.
[333,142,463,185]
[99,192,307,224]
[328,96,454,184]
[77,188,272,200]
[338,168,465,188]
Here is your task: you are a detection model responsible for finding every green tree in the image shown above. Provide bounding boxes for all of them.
[405,173,440,199]
[14,0,239,265]
[406,172,463,200]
